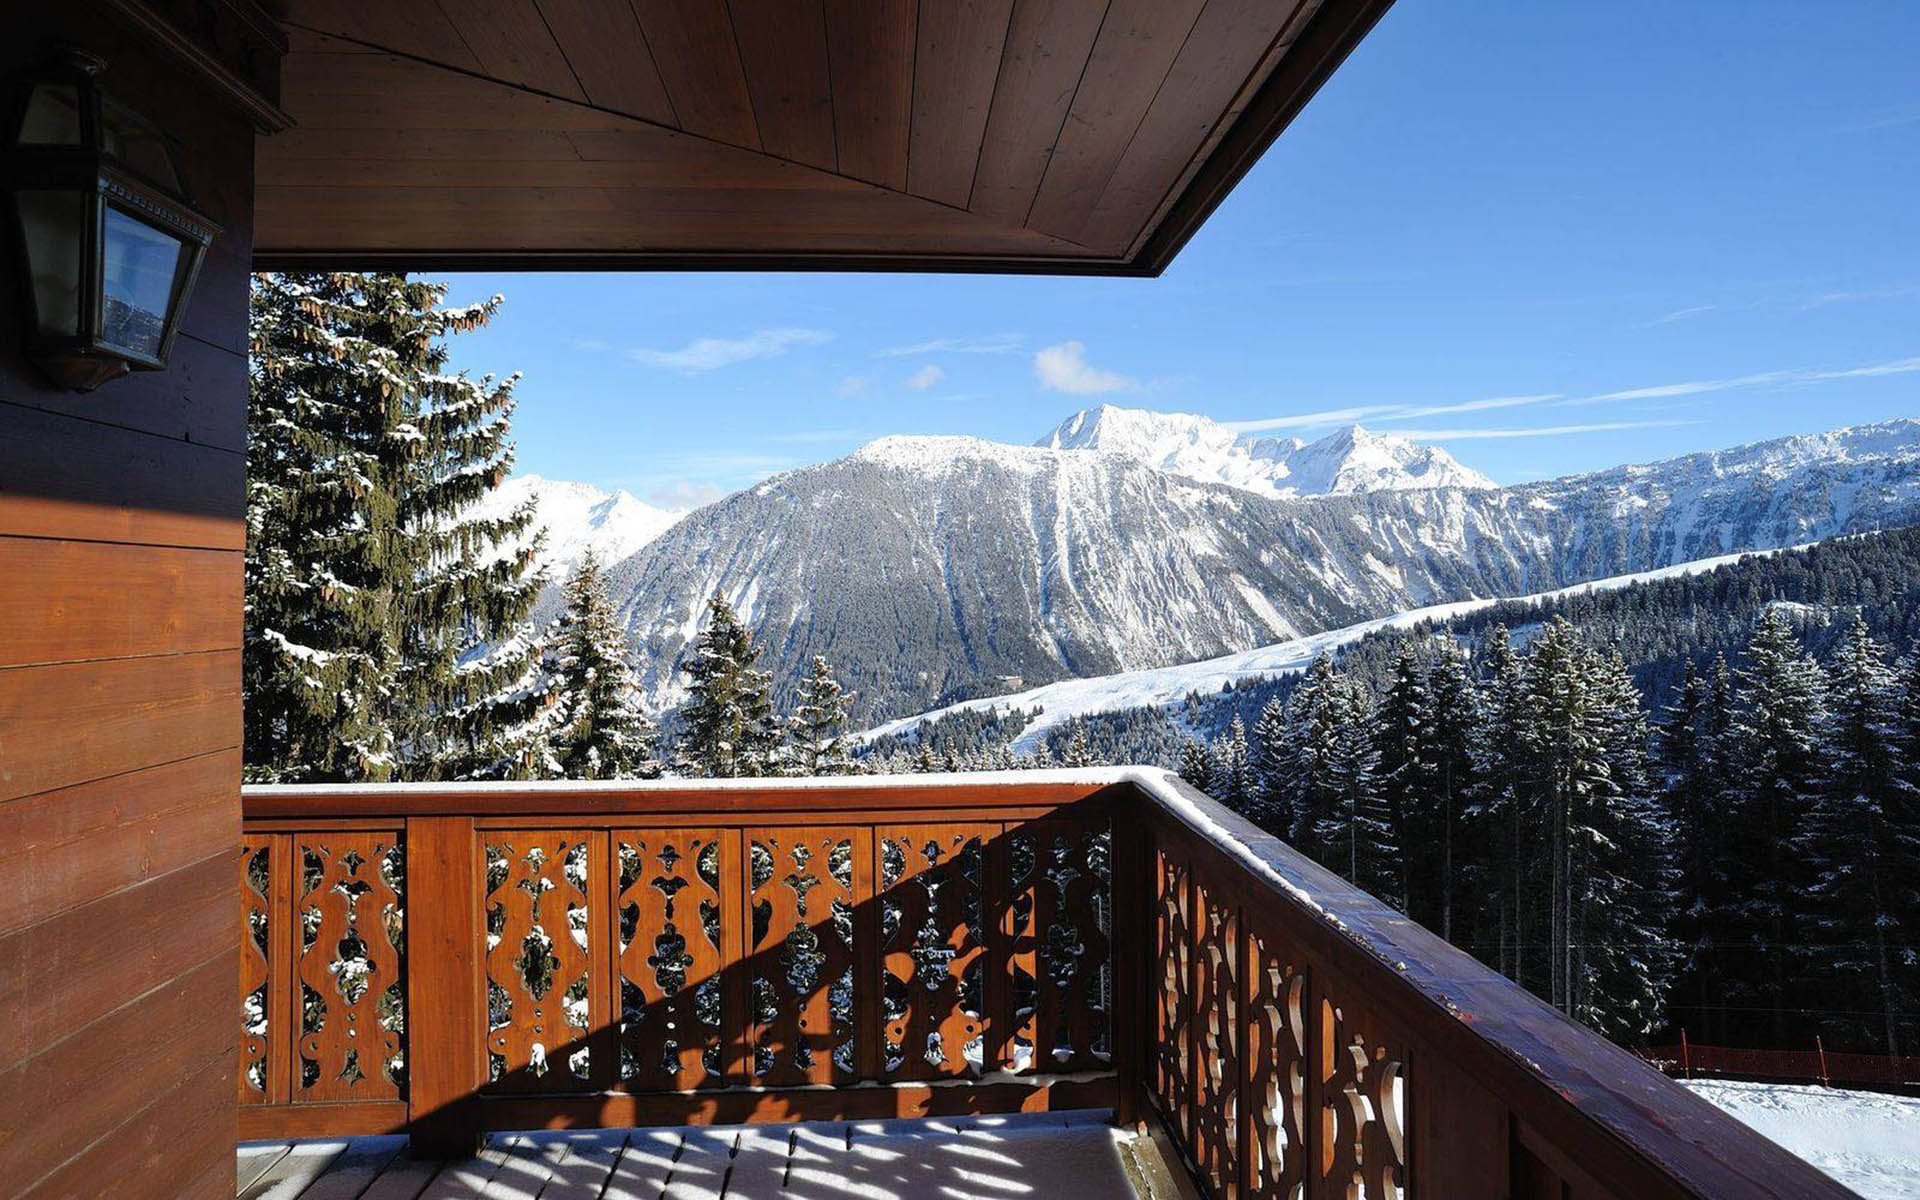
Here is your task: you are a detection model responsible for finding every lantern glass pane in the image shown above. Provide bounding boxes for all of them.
[101,98,181,192]
[15,189,84,336]
[99,205,183,358]
[16,84,82,146]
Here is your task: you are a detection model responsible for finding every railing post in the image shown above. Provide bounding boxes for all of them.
[1112,791,1147,1125]
[405,815,485,1158]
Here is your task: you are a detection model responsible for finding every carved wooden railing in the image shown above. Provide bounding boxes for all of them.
[239,771,1851,1198]
[237,778,1121,1151]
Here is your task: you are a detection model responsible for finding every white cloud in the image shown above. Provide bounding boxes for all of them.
[570,337,612,353]
[837,375,872,398]
[629,328,833,372]
[1033,341,1135,395]
[1652,305,1717,324]
[1226,393,1561,434]
[1570,355,1920,406]
[1380,420,1699,440]
[876,334,1024,358]
[906,364,945,390]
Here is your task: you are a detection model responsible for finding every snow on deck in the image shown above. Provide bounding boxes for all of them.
[236,1112,1166,1199]
[1686,1080,1920,1199]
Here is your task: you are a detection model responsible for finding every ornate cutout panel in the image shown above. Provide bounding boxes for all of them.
[618,829,739,1090]
[1190,871,1242,1197]
[293,835,406,1101]
[878,824,993,1080]
[747,827,864,1086]
[485,832,595,1092]
[239,836,274,1102]
[1015,818,1112,1073]
[1154,848,1193,1134]
[1320,993,1409,1199]
[1247,927,1311,1198]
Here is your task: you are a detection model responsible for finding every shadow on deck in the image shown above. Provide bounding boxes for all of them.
[235,1110,1184,1199]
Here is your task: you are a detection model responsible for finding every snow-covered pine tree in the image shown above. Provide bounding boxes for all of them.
[1808,616,1915,1054]
[1177,739,1213,791]
[1471,625,1540,986]
[1282,656,1353,863]
[1062,724,1096,768]
[245,273,545,783]
[1313,673,1397,905]
[788,655,854,776]
[1720,607,1828,1046]
[675,591,781,778]
[542,552,658,780]
[1252,697,1292,838]
[1207,716,1256,810]
[1421,637,1483,942]
[1660,660,1733,1044]
[1374,643,1433,922]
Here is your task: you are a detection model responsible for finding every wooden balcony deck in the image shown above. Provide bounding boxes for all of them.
[233,769,1854,1198]
[235,1111,1173,1199]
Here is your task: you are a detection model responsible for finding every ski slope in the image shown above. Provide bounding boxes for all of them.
[1685,1080,1920,1198]
[862,546,1791,750]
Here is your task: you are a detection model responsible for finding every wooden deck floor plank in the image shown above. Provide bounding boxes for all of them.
[355,1148,447,1200]
[236,1141,294,1193]
[415,1135,517,1200]
[601,1129,682,1200]
[287,1136,407,1200]
[661,1127,738,1200]
[241,1138,349,1198]
[718,1125,798,1200]
[524,1131,626,1200]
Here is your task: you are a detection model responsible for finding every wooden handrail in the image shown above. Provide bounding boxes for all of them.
[234,770,1855,1196]
[1127,769,1854,1199]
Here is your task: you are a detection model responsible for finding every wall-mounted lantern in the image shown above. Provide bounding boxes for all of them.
[4,49,218,391]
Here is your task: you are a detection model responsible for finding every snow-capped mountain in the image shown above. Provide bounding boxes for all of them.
[1037,405,1494,497]
[601,417,1920,725]
[474,474,683,585]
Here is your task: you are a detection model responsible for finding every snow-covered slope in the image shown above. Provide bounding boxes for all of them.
[1038,405,1495,497]
[604,418,1920,724]
[1685,1081,1920,1199]
[475,474,682,585]
[862,547,1790,749]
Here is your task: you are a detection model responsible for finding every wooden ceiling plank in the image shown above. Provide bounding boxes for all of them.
[631,0,761,147]
[535,0,678,124]
[1079,0,1308,255]
[907,0,1016,209]
[1024,0,1205,243]
[279,52,642,132]
[729,0,838,172]
[967,0,1109,226]
[282,0,484,71]
[824,0,915,190]
[436,0,588,102]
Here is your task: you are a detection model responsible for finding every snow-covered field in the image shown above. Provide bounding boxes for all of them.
[1686,1080,1920,1198]
[863,547,1790,750]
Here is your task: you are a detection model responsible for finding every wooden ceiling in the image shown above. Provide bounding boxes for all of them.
[253,0,1391,274]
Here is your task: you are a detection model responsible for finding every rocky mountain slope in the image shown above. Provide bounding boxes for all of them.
[600,416,1920,724]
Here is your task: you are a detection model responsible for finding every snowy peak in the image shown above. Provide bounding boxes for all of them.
[477,474,684,582]
[1036,405,1494,498]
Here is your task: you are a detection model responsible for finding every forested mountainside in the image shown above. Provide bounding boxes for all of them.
[871,523,1920,768]
[606,419,1920,725]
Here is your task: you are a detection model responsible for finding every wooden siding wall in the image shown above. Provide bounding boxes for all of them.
[0,10,253,1197]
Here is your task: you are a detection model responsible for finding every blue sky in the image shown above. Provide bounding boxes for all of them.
[441,0,1919,506]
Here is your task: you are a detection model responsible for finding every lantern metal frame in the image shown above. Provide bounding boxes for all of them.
[4,49,219,391]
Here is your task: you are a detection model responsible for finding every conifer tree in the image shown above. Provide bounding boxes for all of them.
[543,552,658,780]
[675,591,780,777]
[245,273,543,782]
[1062,724,1096,768]
[1281,656,1352,861]
[1809,617,1916,1054]
[1472,626,1538,984]
[1720,608,1827,1045]
[1420,638,1482,941]
[1661,660,1732,1043]
[788,656,855,775]
[1208,716,1257,810]
[1374,644,1432,918]
[1252,697,1293,837]
[1312,675,1397,904]
[1177,739,1213,791]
